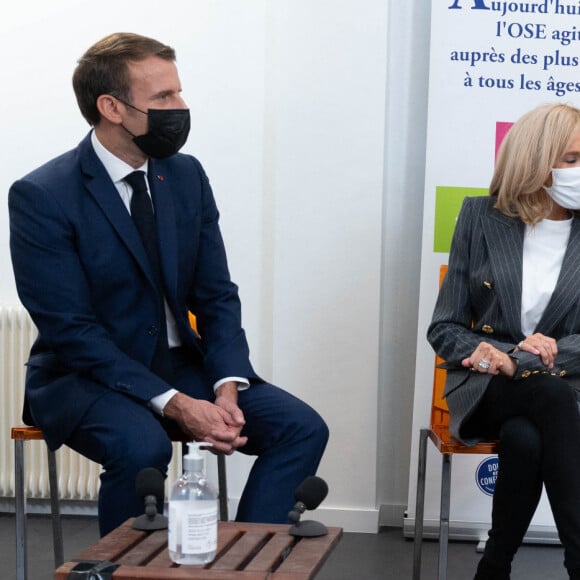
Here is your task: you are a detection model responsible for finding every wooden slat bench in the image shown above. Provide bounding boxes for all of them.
[55,519,342,579]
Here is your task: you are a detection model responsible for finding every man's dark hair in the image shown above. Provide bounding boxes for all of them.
[72,32,176,126]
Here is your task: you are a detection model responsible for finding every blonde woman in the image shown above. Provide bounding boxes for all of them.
[429,103,580,579]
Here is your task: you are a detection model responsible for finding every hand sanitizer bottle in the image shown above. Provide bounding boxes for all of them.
[168,442,218,565]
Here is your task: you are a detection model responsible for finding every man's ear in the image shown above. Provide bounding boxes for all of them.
[96,94,123,124]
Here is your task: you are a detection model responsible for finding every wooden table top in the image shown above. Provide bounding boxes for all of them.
[55,519,342,579]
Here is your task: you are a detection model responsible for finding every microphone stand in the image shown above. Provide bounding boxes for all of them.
[288,501,328,537]
[132,494,168,530]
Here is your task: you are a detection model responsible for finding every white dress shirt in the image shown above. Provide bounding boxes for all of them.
[521,217,572,336]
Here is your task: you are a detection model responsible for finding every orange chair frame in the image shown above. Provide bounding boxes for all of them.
[412,266,498,580]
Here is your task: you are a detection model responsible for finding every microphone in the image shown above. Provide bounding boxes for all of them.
[132,467,168,530]
[288,476,329,537]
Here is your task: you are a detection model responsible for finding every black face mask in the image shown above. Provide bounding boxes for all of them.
[120,101,191,159]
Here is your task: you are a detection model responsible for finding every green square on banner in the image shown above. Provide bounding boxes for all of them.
[434,186,488,253]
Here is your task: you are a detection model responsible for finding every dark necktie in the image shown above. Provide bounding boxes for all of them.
[124,171,173,382]
[125,171,163,289]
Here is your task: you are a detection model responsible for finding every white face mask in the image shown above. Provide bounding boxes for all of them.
[544,166,580,210]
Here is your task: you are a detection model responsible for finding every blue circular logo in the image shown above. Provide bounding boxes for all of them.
[476,456,499,496]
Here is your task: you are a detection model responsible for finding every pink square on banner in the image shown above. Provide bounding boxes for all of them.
[495,122,513,159]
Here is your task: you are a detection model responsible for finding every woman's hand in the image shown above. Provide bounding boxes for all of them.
[461,342,517,377]
[515,333,557,368]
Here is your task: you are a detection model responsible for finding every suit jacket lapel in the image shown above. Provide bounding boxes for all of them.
[482,207,525,335]
[79,136,158,290]
[148,162,178,300]
[536,216,580,333]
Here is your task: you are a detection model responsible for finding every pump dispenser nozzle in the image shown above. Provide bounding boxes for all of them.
[183,442,213,474]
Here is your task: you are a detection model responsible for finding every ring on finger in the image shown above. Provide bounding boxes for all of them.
[517,340,525,348]
[478,359,491,369]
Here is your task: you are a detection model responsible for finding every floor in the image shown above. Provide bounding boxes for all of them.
[0,514,569,579]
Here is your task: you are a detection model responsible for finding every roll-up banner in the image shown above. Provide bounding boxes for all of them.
[405,0,580,543]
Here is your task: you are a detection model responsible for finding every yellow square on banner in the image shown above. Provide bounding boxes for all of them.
[434,186,488,253]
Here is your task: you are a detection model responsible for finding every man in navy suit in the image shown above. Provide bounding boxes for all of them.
[9,32,328,536]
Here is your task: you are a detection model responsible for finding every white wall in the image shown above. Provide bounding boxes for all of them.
[1,1,430,533]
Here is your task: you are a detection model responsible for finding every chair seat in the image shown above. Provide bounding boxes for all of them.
[11,426,45,441]
[428,425,498,455]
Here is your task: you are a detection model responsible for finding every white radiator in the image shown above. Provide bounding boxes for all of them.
[0,305,181,504]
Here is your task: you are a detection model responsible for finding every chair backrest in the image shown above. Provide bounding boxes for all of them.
[430,265,450,431]
[188,312,198,332]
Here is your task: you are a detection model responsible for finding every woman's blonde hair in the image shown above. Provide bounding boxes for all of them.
[492,103,580,224]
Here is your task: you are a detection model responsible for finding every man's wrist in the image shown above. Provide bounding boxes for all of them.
[215,380,239,399]
[149,388,179,416]
[213,377,249,393]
